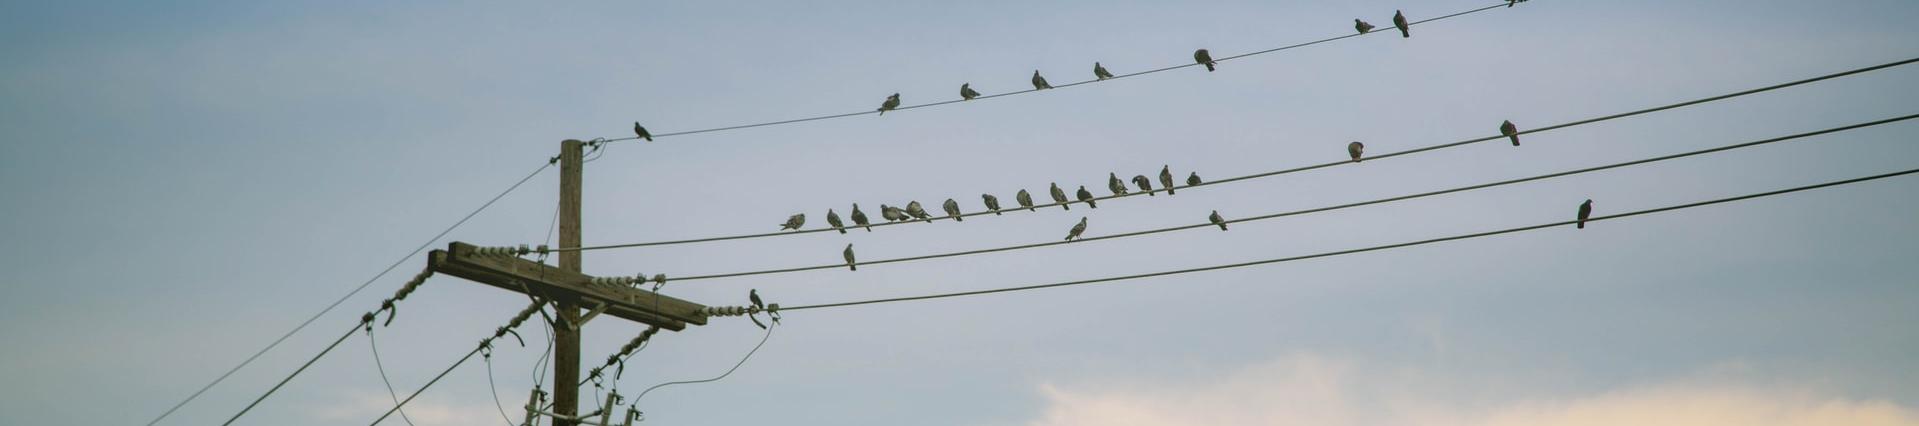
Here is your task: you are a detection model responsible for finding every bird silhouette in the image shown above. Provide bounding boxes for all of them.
[1108,173,1128,196]
[850,204,871,231]
[1209,210,1228,231]
[1355,19,1375,34]
[1077,185,1098,208]
[877,93,900,115]
[1133,175,1154,196]
[633,122,653,142]
[906,201,933,223]
[942,198,963,222]
[961,83,981,100]
[1064,217,1088,241]
[1187,172,1203,186]
[1393,10,1410,38]
[1577,199,1593,229]
[1348,141,1365,163]
[1032,70,1053,90]
[1094,62,1115,80]
[1160,165,1176,195]
[1050,183,1070,210]
[747,289,767,329]
[1194,49,1216,72]
[1018,189,1036,211]
[843,244,857,271]
[826,209,846,234]
[780,214,805,230]
[983,194,1003,215]
[1501,120,1520,146]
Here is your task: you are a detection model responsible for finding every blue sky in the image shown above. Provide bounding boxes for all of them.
[3,0,1918,425]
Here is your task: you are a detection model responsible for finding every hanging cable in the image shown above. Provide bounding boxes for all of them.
[631,322,776,418]
[365,328,417,426]
[366,300,548,426]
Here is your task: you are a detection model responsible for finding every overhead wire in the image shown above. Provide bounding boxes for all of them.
[367,300,548,426]
[365,328,417,426]
[631,322,777,415]
[549,56,1919,252]
[779,166,1919,312]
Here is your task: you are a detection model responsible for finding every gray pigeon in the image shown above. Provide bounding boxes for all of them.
[1160,165,1176,195]
[1194,49,1216,72]
[1077,185,1098,208]
[1355,19,1375,34]
[983,194,1003,215]
[1209,210,1227,231]
[1393,10,1410,38]
[906,201,933,223]
[942,198,963,221]
[826,209,846,234]
[961,83,981,100]
[1050,183,1070,210]
[1133,175,1154,196]
[843,244,857,271]
[1187,172,1203,186]
[1032,70,1053,90]
[780,214,805,230]
[878,93,900,115]
[1501,120,1520,146]
[633,122,653,142]
[881,204,906,222]
[1108,172,1128,196]
[850,204,871,231]
[1348,141,1365,163]
[1094,62,1114,80]
[1064,217,1088,241]
[1577,199,1593,229]
[1017,189,1036,211]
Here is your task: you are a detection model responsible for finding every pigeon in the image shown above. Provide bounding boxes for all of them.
[1500,120,1520,146]
[961,83,981,100]
[983,194,1003,215]
[1032,70,1053,90]
[1355,19,1375,34]
[1209,210,1228,231]
[1108,172,1128,196]
[942,198,963,221]
[1094,62,1114,80]
[843,244,857,271]
[780,213,805,230]
[877,93,900,115]
[1348,141,1365,163]
[850,204,872,231]
[881,204,907,222]
[1063,217,1088,241]
[747,289,767,329]
[1133,175,1154,196]
[1077,185,1098,208]
[826,209,846,234]
[1194,49,1216,72]
[1577,199,1593,229]
[1187,172,1203,186]
[906,201,933,223]
[1160,165,1176,195]
[1393,10,1410,38]
[1018,189,1036,211]
[633,122,653,142]
[1050,183,1070,210]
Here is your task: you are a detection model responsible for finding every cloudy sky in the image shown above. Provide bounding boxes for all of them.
[3,0,1918,425]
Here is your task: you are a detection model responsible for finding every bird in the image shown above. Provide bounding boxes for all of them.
[1160,165,1176,195]
[1508,0,1524,7]
[633,122,653,142]
[1500,120,1520,146]
[1209,210,1228,231]
[1094,62,1115,80]
[1133,175,1154,196]
[906,201,933,223]
[1017,189,1036,211]
[850,204,872,231]
[1355,19,1375,34]
[780,213,805,230]
[1577,199,1593,229]
[1348,141,1365,163]
[881,204,907,222]
[877,93,900,115]
[1064,217,1088,241]
[1077,185,1098,208]
[1187,172,1203,186]
[942,198,963,221]
[1032,70,1053,90]
[1050,183,1071,210]
[1194,49,1216,72]
[1393,10,1410,38]
[983,194,1002,215]
[826,209,846,234]
[748,289,767,329]
[843,244,857,271]
[1108,173,1129,196]
[961,83,981,100]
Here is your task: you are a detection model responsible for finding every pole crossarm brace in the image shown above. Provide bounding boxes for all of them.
[430,241,709,330]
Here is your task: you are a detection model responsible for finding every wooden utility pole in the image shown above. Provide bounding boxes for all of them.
[555,139,584,426]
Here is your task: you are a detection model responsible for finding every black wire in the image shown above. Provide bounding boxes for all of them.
[219,321,363,426]
[368,347,483,426]
[633,322,776,413]
[780,167,1919,311]
[366,329,417,426]
[484,352,517,426]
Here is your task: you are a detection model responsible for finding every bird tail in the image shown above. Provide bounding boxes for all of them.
[1168,187,1175,195]
[849,264,857,271]
[1578,221,1586,229]
[1088,200,1097,208]
[1510,135,1520,146]
[1205,63,1216,72]
[1063,235,1073,241]
[995,211,1003,215]
[864,225,872,232]
[1400,28,1409,38]
[1062,204,1070,211]
[954,216,963,222]
[838,228,847,234]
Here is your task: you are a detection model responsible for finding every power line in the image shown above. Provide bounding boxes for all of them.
[149,162,551,426]
[366,329,417,426]
[599,3,1511,143]
[367,300,548,426]
[218,322,361,426]
[778,166,1919,312]
[548,56,1919,252]
[644,113,1919,283]
[631,322,776,415]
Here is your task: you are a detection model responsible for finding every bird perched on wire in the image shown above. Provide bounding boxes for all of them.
[1018,189,1036,211]
[1500,120,1521,146]
[1032,70,1053,90]
[1209,210,1228,231]
[1064,217,1088,241]
[1094,62,1115,80]
[906,201,933,223]
[1160,165,1176,195]
[843,244,857,271]
[942,198,963,222]
[1108,173,1129,196]
[748,289,767,329]
[877,93,900,115]
[850,204,871,231]
[780,214,806,231]
[1393,10,1410,38]
[982,194,1002,215]
[881,204,907,222]
[1188,172,1203,186]
[1132,175,1154,196]
[1508,0,1525,7]
[1355,19,1375,34]
[1194,49,1216,72]
[961,83,981,100]
[1050,183,1070,210]
[1077,185,1098,208]
[632,122,653,142]
[1577,199,1593,229]
[826,209,846,234]
[1348,141,1365,163]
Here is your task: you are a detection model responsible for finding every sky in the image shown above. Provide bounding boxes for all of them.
[2,0,1918,425]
